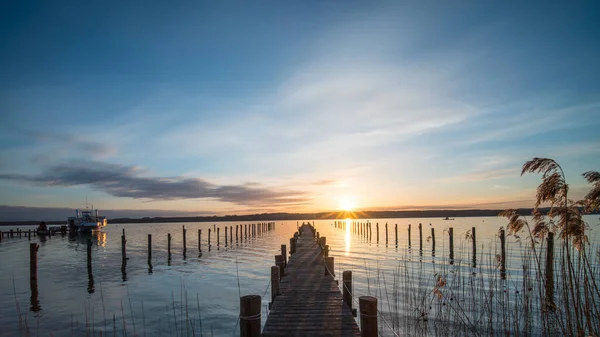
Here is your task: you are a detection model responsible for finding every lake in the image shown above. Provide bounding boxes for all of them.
[1,215,599,336]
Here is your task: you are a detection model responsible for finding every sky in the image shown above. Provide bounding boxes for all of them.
[1,1,599,220]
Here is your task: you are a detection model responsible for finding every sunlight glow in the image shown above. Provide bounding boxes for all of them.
[338,197,356,212]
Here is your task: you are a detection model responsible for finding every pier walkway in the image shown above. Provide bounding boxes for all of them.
[261,225,361,336]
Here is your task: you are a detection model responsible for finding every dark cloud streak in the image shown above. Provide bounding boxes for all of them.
[0,161,308,206]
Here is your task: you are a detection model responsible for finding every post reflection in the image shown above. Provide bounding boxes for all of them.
[344,219,351,256]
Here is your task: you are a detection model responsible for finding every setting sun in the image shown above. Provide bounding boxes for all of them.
[338,197,356,211]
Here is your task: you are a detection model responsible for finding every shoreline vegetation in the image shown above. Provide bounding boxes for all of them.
[2,207,597,227]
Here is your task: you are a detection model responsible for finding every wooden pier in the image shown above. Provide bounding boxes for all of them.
[259,224,362,337]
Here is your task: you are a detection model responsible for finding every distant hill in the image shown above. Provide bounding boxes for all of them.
[2,207,591,226]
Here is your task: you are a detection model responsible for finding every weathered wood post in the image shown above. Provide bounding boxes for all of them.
[324,257,334,277]
[121,229,127,266]
[148,234,153,272]
[270,266,280,309]
[167,233,172,259]
[10,229,14,238]
[376,223,379,242]
[290,237,296,254]
[472,227,477,267]
[230,226,233,243]
[236,225,239,241]
[239,295,261,337]
[385,223,388,244]
[183,225,187,258]
[359,296,378,337]
[0,231,2,242]
[30,243,38,281]
[500,229,506,279]
[198,229,202,256]
[87,238,92,269]
[225,225,228,246]
[208,228,212,249]
[217,227,220,246]
[324,244,330,258]
[408,224,411,248]
[281,244,287,267]
[343,271,357,316]
[449,227,454,263]
[275,255,285,279]
[245,224,247,239]
[431,227,436,254]
[395,224,398,245]
[545,232,555,309]
[419,223,423,251]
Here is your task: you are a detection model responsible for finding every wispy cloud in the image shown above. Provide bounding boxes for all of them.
[0,161,308,206]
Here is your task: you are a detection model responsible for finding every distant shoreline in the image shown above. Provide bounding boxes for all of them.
[2,207,594,226]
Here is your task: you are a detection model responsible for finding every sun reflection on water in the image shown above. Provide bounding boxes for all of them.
[345,218,351,256]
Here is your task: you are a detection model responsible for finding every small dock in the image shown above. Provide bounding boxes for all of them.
[240,224,377,337]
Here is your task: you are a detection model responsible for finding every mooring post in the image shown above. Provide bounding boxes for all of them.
[182,226,187,257]
[500,229,506,279]
[395,224,398,245]
[217,227,220,246]
[419,223,423,251]
[324,257,334,277]
[121,229,127,266]
[239,295,261,337]
[30,243,38,281]
[198,229,202,255]
[324,244,330,258]
[225,225,228,246]
[87,238,92,269]
[431,227,436,253]
[545,232,555,309]
[168,233,172,259]
[408,224,411,248]
[472,227,477,267]
[230,226,233,243]
[236,225,239,241]
[0,231,2,242]
[275,255,285,279]
[270,266,280,309]
[290,237,296,255]
[281,244,287,267]
[343,271,357,316]
[376,223,379,242]
[359,296,378,337]
[385,223,388,244]
[208,228,212,248]
[449,227,454,263]
[147,234,152,269]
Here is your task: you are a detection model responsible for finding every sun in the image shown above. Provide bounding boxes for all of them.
[338,197,356,212]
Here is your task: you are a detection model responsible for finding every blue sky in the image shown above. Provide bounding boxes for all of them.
[1,1,599,218]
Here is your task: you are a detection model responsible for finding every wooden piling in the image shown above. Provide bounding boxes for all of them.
[545,232,555,309]
[500,229,506,279]
[121,229,127,266]
[376,223,379,242]
[472,227,477,267]
[449,227,454,262]
[208,228,212,248]
[236,225,239,241]
[0,231,2,242]
[147,234,152,268]
[343,271,356,316]
[87,238,92,269]
[275,255,285,279]
[324,244,330,258]
[198,229,202,255]
[385,223,388,244]
[230,226,233,243]
[359,296,377,337]
[217,227,220,246]
[239,295,261,337]
[290,237,296,255]
[408,224,411,248]
[30,243,38,281]
[418,223,423,251]
[395,224,398,245]
[168,233,172,259]
[324,257,334,277]
[281,244,287,267]
[270,266,280,309]
[183,226,187,257]
[225,225,228,246]
[431,227,436,253]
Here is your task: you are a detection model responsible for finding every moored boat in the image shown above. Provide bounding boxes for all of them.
[67,208,107,232]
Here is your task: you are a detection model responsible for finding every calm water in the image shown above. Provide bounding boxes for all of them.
[1,216,599,336]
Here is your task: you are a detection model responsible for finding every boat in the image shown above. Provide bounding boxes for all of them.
[36,221,50,235]
[67,208,107,232]
[443,217,455,220]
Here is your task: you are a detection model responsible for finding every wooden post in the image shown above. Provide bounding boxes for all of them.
[343,271,357,316]
[385,223,388,244]
[324,244,330,258]
[395,224,398,245]
[290,237,296,255]
[30,243,38,281]
[217,228,220,246]
[121,229,127,266]
[545,232,555,309]
[419,223,423,251]
[408,224,411,248]
[324,257,334,277]
[198,229,202,255]
[472,227,477,267]
[500,229,506,279]
[87,238,92,268]
[359,296,377,337]
[275,255,285,279]
[449,227,454,263]
[230,226,233,244]
[376,223,379,242]
[183,226,187,258]
[168,233,172,259]
[236,225,239,241]
[431,228,436,254]
[281,244,287,267]
[225,225,228,246]
[208,228,211,249]
[245,224,247,239]
[0,231,2,242]
[270,266,280,309]
[147,234,152,270]
[239,295,261,337]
